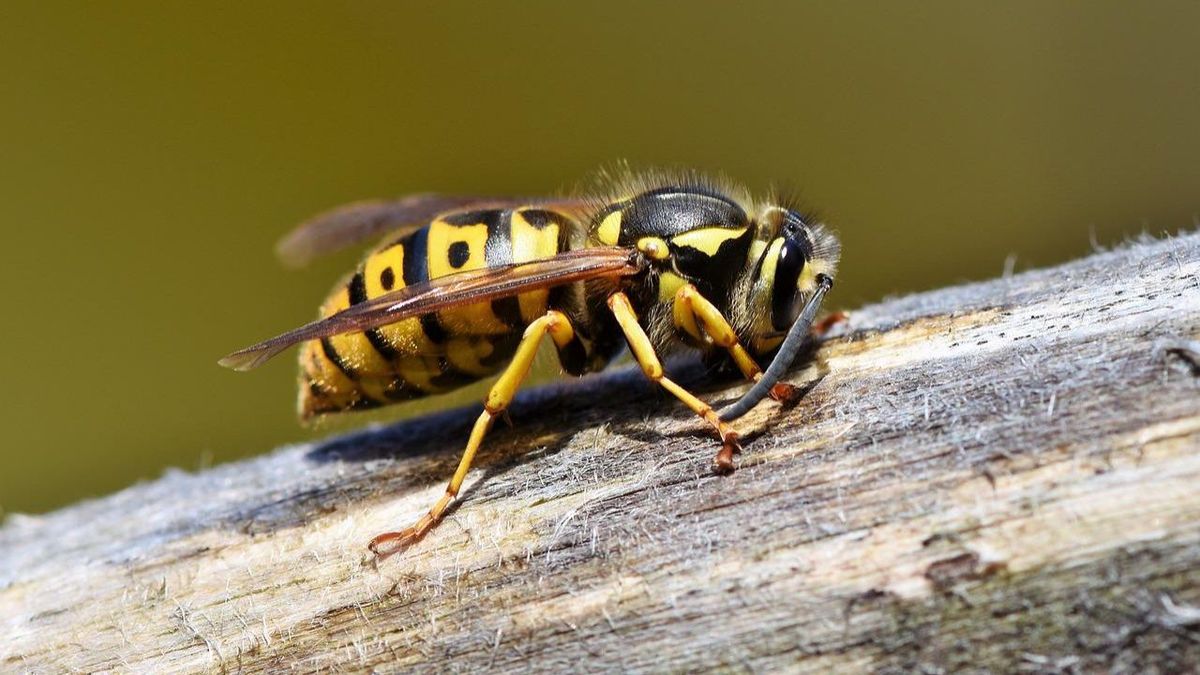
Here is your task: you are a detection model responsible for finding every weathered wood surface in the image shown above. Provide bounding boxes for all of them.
[3,233,1200,673]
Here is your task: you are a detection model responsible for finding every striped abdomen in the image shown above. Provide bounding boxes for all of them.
[299,207,574,418]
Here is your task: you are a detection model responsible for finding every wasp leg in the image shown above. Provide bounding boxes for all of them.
[673,284,799,404]
[608,292,742,474]
[369,310,577,556]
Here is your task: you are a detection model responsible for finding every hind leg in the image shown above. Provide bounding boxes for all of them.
[369,310,577,555]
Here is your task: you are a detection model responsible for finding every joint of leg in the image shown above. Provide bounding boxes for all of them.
[543,311,575,349]
[712,430,741,475]
[522,316,549,339]
[640,362,663,381]
[709,331,738,349]
[679,287,739,347]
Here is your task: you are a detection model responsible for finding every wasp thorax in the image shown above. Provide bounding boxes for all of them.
[595,186,756,304]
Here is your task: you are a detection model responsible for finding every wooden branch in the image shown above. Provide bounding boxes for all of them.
[4,233,1200,673]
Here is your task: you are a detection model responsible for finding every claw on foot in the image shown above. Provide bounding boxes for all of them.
[768,382,802,404]
[368,528,421,557]
[712,432,742,475]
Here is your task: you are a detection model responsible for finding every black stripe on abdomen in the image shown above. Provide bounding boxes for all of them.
[403,226,448,344]
[320,337,356,380]
[348,270,401,360]
[429,356,483,390]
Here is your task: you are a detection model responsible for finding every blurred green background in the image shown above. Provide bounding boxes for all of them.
[2,2,1197,515]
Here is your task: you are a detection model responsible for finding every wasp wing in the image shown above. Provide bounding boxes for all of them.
[276,194,588,267]
[220,247,639,371]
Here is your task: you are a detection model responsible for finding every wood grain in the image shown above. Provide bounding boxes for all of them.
[3,232,1199,673]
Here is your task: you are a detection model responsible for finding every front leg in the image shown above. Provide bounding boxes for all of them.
[607,292,742,474]
[672,284,801,404]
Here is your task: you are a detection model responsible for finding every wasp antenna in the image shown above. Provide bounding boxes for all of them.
[718,274,833,422]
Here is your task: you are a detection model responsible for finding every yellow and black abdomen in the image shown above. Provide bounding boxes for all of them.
[299,207,573,418]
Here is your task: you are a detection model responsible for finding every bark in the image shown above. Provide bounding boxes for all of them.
[3,232,1200,674]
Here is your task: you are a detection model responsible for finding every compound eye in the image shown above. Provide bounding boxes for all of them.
[771,238,807,331]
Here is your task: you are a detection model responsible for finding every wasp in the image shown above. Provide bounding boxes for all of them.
[221,169,840,555]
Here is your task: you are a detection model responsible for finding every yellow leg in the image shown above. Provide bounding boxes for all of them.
[673,284,800,404]
[608,292,743,474]
[369,310,577,555]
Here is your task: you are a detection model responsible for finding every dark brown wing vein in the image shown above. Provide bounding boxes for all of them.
[220,247,639,371]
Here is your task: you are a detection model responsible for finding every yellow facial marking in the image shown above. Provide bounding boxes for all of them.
[798,263,817,293]
[637,236,670,261]
[747,239,768,269]
[596,211,622,245]
[671,227,747,256]
[757,239,785,290]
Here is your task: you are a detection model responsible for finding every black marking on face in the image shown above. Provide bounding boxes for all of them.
[749,245,769,287]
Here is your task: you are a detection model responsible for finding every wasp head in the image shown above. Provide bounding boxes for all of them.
[739,206,840,355]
